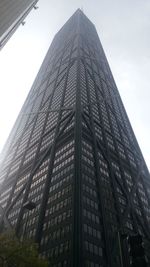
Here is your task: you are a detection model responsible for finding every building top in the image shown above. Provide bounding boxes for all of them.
[53,8,96,38]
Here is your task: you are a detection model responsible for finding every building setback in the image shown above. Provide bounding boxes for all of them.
[0,0,38,49]
[0,9,150,267]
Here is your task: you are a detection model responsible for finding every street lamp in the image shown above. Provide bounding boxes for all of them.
[23,201,36,210]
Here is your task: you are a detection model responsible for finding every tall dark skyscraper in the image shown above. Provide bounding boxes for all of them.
[0,0,38,49]
[0,9,150,267]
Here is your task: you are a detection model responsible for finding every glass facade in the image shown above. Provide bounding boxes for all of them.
[0,9,150,267]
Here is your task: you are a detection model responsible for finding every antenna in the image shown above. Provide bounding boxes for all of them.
[81,6,84,13]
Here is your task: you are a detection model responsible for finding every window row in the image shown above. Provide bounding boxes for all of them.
[54,146,74,165]
[84,241,103,256]
[83,209,100,224]
[52,155,74,173]
[83,196,98,210]
[48,184,72,204]
[44,209,72,229]
[83,223,101,239]
[50,174,72,193]
[51,164,74,182]
[49,240,71,258]
[46,197,72,216]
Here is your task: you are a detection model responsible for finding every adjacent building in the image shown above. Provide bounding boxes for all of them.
[0,0,38,49]
[0,9,150,267]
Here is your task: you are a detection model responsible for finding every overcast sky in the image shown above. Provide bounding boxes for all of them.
[0,0,149,170]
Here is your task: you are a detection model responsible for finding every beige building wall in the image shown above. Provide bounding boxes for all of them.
[0,0,38,49]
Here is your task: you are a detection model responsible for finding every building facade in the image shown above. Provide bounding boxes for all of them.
[0,0,38,49]
[0,9,150,267]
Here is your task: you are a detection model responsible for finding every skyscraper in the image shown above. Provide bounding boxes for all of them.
[0,0,38,49]
[0,9,150,267]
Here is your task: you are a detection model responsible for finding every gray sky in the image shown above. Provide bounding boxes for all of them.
[0,0,150,170]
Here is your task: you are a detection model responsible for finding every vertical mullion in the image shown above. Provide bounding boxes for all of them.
[72,12,82,267]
